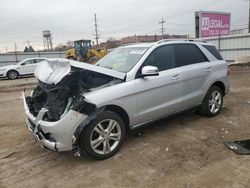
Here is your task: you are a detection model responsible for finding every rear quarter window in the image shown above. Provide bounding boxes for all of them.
[203,45,223,60]
[174,44,208,67]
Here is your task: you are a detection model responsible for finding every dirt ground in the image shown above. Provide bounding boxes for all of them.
[0,66,250,188]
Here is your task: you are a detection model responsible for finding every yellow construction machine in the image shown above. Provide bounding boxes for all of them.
[65,40,107,64]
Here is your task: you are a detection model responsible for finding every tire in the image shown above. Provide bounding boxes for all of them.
[88,56,99,64]
[79,111,126,160]
[198,86,223,117]
[7,70,19,79]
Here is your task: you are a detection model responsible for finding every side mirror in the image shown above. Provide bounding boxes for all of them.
[140,66,159,78]
[20,63,25,66]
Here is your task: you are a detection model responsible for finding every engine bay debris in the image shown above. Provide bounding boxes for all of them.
[26,59,123,121]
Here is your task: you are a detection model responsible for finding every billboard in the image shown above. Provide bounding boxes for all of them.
[195,11,231,38]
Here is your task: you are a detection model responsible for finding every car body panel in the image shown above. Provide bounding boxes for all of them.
[83,79,138,125]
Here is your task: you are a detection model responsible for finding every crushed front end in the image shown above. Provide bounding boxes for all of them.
[22,59,123,152]
[23,91,87,152]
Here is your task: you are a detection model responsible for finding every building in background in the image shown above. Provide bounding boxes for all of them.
[99,39,121,49]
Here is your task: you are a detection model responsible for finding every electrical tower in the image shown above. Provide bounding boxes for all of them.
[43,30,53,51]
[159,17,166,39]
[94,13,100,45]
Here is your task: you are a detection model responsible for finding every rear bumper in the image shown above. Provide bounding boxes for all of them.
[22,92,88,152]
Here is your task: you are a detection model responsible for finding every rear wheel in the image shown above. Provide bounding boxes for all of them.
[79,111,126,160]
[198,86,223,117]
[7,70,19,79]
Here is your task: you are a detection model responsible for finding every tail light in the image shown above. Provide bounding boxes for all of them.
[227,67,231,75]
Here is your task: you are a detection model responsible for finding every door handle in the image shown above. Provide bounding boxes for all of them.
[205,67,212,72]
[172,74,180,80]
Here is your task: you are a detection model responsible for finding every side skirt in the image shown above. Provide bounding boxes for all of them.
[129,105,202,131]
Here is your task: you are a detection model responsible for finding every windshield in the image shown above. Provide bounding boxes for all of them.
[96,47,148,73]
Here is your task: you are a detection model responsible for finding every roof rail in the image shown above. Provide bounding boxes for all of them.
[156,38,207,44]
[185,39,207,43]
[120,42,155,47]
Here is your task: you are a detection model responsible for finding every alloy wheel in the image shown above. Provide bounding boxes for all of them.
[90,119,121,155]
[8,71,18,79]
[208,90,222,113]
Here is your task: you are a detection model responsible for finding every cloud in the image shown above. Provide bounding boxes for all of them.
[0,0,248,52]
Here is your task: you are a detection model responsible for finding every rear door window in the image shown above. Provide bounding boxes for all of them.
[203,45,223,60]
[174,44,208,67]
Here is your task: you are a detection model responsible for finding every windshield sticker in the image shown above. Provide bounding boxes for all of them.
[129,49,146,55]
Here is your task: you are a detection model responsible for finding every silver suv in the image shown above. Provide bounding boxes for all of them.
[22,40,230,159]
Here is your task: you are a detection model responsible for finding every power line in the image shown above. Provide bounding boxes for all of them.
[94,13,100,45]
[159,17,166,39]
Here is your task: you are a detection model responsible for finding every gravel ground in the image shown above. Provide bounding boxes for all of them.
[0,66,250,188]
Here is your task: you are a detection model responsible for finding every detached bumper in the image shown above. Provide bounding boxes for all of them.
[22,92,88,152]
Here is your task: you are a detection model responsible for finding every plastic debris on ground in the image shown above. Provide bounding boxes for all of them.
[224,139,250,155]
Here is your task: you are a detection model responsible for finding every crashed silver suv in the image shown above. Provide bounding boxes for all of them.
[23,40,230,159]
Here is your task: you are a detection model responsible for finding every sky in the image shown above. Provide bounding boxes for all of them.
[0,0,249,52]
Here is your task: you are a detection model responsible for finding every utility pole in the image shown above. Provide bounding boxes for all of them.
[5,47,8,53]
[159,17,166,39]
[94,13,100,46]
[14,43,18,63]
[26,40,30,47]
[14,43,17,51]
[248,0,250,33]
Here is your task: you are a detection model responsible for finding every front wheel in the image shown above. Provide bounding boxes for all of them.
[198,86,224,117]
[7,70,19,79]
[79,111,126,160]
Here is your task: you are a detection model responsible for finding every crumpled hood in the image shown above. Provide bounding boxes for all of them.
[34,59,71,85]
[34,58,126,84]
[28,58,124,122]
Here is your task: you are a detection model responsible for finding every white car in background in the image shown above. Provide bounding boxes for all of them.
[0,57,48,79]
